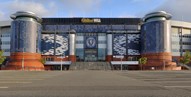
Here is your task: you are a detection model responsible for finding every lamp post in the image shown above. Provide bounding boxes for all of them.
[114,55,124,71]
[22,48,24,70]
[61,54,63,71]
[60,54,64,71]
[163,60,166,70]
[60,53,68,71]
[121,57,122,71]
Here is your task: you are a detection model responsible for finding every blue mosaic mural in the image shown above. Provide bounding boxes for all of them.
[113,34,127,55]
[41,34,55,55]
[127,34,140,55]
[41,34,69,55]
[55,34,69,55]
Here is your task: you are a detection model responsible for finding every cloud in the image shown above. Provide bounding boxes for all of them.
[2,0,190,22]
[132,0,191,22]
[0,0,103,20]
[154,0,191,22]
[7,1,49,15]
[0,0,57,20]
[59,0,102,13]
[0,11,5,20]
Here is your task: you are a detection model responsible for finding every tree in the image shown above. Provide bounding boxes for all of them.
[40,58,46,64]
[0,50,6,66]
[180,50,191,65]
[139,57,147,70]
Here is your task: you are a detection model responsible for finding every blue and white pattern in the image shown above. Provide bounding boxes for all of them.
[128,49,140,55]
[55,34,68,55]
[113,34,126,55]
[128,34,140,55]
[41,34,55,55]
[128,34,139,44]
[41,34,69,55]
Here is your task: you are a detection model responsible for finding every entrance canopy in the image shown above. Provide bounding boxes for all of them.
[45,61,71,65]
[111,61,139,65]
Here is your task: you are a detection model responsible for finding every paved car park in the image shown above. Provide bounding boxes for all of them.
[0,70,191,97]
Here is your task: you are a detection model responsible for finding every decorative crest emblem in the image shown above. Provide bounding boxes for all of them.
[86,37,96,48]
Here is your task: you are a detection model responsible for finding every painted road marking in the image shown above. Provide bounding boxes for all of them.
[0,87,8,89]
[164,86,191,88]
[0,82,32,84]
[0,79,43,80]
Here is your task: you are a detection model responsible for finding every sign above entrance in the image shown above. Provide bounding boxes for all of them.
[114,56,124,59]
[81,18,101,23]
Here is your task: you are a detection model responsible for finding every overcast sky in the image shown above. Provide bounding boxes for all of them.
[0,0,190,22]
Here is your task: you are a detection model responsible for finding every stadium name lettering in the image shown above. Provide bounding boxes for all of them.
[81,18,101,23]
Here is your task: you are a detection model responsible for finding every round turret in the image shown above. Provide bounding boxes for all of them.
[10,11,42,23]
[143,11,172,22]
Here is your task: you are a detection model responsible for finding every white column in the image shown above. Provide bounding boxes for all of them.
[69,33,76,56]
[164,20,171,52]
[107,33,112,55]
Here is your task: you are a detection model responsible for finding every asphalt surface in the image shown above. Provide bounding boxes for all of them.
[0,70,191,97]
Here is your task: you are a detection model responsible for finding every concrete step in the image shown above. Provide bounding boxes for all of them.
[69,62,111,70]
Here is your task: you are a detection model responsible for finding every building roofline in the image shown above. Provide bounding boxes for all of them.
[143,11,172,22]
[10,11,42,23]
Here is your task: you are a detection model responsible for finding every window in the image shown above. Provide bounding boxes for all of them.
[112,25,125,30]
[98,33,106,36]
[98,48,106,61]
[1,49,10,52]
[76,49,84,61]
[171,27,179,34]
[172,49,180,52]
[98,40,106,44]
[76,40,84,44]
[125,25,139,30]
[76,33,84,36]
[182,28,191,35]
[128,56,138,61]
[0,34,10,37]
[1,41,10,45]
[45,57,54,61]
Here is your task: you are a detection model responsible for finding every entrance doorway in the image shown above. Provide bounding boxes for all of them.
[84,49,97,62]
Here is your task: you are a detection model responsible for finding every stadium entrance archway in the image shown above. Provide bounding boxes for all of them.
[84,49,97,62]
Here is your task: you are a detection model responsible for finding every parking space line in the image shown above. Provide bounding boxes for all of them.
[164,86,191,88]
[0,82,32,84]
[0,79,43,80]
[0,87,8,89]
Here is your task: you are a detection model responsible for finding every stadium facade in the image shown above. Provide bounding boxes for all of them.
[0,11,191,70]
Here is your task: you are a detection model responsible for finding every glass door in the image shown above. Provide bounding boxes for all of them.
[84,49,97,62]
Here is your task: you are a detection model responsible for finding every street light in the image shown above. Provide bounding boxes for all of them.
[163,60,166,70]
[61,55,62,71]
[21,48,24,70]
[60,54,68,71]
[120,57,123,71]
[113,55,124,71]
